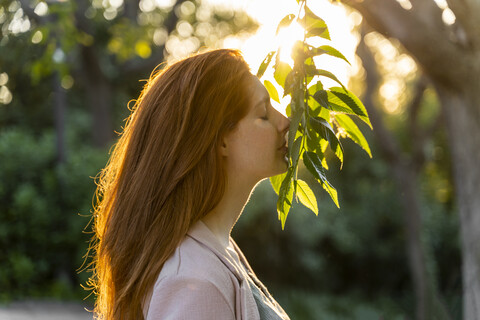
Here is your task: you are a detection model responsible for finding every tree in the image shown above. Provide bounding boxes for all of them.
[1,0,257,148]
[0,0,257,300]
[357,25,452,320]
[341,0,480,318]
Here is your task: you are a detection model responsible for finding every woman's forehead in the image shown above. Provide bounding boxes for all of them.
[248,76,270,107]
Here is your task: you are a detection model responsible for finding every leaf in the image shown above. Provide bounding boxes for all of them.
[270,171,287,195]
[263,80,280,103]
[296,179,318,215]
[302,6,331,40]
[306,127,320,151]
[314,69,346,89]
[288,106,303,155]
[283,70,296,97]
[312,89,330,109]
[306,47,327,58]
[303,151,339,208]
[318,45,350,64]
[334,114,372,158]
[309,117,344,165]
[277,167,294,229]
[290,136,303,167]
[257,51,275,78]
[276,14,296,34]
[328,87,371,128]
[274,62,293,87]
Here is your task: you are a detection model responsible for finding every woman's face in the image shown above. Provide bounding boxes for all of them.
[223,75,290,183]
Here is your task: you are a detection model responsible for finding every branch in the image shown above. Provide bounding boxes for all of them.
[445,0,480,49]
[342,0,469,89]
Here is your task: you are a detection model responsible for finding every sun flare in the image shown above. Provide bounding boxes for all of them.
[276,21,305,65]
[214,0,360,115]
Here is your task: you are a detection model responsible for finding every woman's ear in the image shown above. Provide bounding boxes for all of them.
[220,137,229,157]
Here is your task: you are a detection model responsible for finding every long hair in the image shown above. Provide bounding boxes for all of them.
[86,49,252,319]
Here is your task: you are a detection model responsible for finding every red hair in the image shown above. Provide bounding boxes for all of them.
[86,49,252,319]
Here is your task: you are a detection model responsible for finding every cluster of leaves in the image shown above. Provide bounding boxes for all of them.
[257,0,372,229]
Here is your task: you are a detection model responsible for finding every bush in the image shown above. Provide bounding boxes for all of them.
[0,127,105,301]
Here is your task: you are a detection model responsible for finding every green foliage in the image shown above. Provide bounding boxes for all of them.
[260,0,372,228]
[234,140,460,318]
[0,126,106,301]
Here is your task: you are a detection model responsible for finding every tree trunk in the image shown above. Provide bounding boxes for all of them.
[53,71,66,164]
[80,45,113,148]
[396,164,428,320]
[357,30,452,320]
[435,86,480,320]
[341,1,480,317]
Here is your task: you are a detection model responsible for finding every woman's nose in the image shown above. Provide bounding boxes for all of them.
[279,112,290,134]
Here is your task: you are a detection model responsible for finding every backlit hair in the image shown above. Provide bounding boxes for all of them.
[86,49,252,319]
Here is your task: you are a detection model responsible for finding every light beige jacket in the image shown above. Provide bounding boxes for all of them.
[143,220,289,320]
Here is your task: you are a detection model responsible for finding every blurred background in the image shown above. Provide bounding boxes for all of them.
[0,0,464,319]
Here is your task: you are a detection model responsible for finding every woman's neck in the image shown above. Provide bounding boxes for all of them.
[201,178,257,248]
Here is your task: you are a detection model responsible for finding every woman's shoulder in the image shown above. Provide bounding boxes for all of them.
[156,236,238,292]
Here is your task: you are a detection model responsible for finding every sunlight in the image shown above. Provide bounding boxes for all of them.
[276,21,304,65]
[212,0,358,115]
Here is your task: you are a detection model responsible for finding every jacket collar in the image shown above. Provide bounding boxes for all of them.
[186,220,245,282]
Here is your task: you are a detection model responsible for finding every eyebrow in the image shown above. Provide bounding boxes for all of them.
[254,94,270,111]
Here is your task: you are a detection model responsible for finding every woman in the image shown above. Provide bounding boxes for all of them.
[88,49,290,319]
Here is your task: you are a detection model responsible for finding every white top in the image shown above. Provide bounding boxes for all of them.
[143,220,290,320]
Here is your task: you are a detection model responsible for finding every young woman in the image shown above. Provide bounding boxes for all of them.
[88,49,290,319]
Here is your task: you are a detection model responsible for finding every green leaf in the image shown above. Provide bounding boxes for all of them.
[276,14,296,35]
[318,45,350,64]
[270,171,287,195]
[309,117,344,165]
[277,167,294,229]
[328,87,371,128]
[274,62,293,87]
[288,107,303,156]
[335,114,372,158]
[312,89,330,109]
[303,151,339,208]
[263,80,280,103]
[283,70,296,97]
[306,47,326,58]
[306,127,320,151]
[308,81,324,95]
[302,6,330,40]
[296,179,318,215]
[257,51,275,78]
[314,69,346,89]
[290,136,303,167]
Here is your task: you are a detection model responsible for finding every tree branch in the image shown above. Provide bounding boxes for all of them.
[445,0,480,49]
[342,0,471,90]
